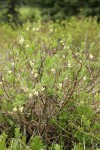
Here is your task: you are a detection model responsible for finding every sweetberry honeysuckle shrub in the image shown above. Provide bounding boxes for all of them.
[0,18,100,149]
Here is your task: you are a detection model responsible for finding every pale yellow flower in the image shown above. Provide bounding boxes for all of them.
[36,28,39,31]
[50,29,53,32]
[29,93,33,98]
[33,89,39,96]
[26,27,29,31]
[58,83,62,89]
[34,73,38,78]
[19,106,24,112]
[11,62,14,67]
[41,87,45,92]
[19,36,24,45]
[51,68,56,73]
[89,53,94,59]
[34,91,39,96]
[62,55,66,58]
[68,63,71,68]
[83,76,86,81]
[8,70,12,74]
[32,27,36,31]
[29,60,34,66]
[26,44,29,48]
[13,107,17,112]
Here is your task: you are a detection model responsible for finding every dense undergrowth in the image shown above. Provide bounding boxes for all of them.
[0,18,100,150]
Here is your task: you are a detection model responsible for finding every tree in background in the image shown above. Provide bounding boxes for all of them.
[0,0,25,25]
[35,0,100,21]
[0,0,100,24]
[6,0,19,24]
[81,0,100,21]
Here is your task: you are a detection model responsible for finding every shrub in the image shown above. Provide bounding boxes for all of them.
[0,18,100,149]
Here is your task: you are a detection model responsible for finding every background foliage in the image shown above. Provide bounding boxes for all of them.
[0,0,100,24]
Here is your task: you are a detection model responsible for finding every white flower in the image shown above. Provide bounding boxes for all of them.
[64,77,68,80]
[26,27,29,31]
[13,107,17,112]
[29,60,34,66]
[26,44,29,48]
[23,87,28,92]
[11,62,14,67]
[68,63,71,68]
[32,27,36,31]
[19,36,24,45]
[36,28,39,31]
[41,87,45,92]
[31,70,35,74]
[76,53,79,56]
[0,82,2,85]
[17,73,21,77]
[67,46,70,49]
[33,89,39,96]
[58,83,62,89]
[34,91,39,96]
[19,106,24,112]
[8,70,12,74]
[62,55,66,58]
[29,93,33,98]
[34,73,38,78]
[83,76,86,81]
[51,68,56,73]
[2,77,4,81]
[64,46,67,49]
[89,53,94,59]
[50,29,53,32]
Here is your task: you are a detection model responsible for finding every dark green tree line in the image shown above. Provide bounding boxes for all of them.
[35,0,100,20]
[0,0,100,24]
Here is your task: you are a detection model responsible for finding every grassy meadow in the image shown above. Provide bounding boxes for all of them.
[0,18,100,150]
